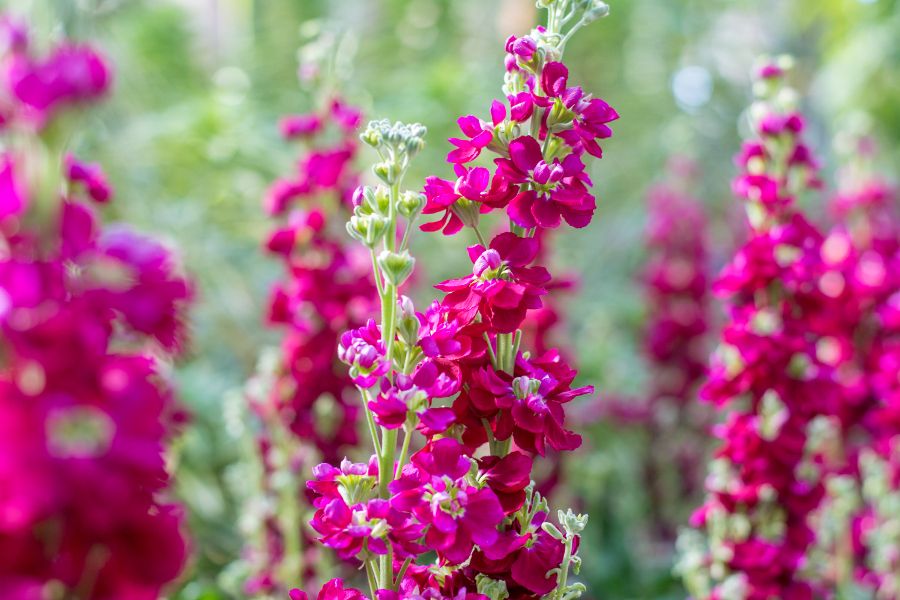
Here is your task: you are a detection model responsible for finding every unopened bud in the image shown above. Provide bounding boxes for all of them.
[377,250,415,286]
[397,296,420,344]
[398,190,426,219]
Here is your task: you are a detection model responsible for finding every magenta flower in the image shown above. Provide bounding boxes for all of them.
[390,439,504,564]
[0,154,26,221]
[421,165,515,235]
[290,579,368,600]
[477,451,533,514]
[496,136,595,229]
[446,115,493,165]
[310,497,425,560]
[339,319,390,388]
[280,113,322,139]
[4,43,111,127]
[64,153,113,203]
[436,232,550,333]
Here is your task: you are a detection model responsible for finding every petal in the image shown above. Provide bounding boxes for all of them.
[508,136,542,173]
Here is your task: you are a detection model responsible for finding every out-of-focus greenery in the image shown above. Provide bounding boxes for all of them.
[31,0,900,597]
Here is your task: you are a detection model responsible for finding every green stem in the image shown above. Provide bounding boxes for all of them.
[394,557,413,590]
[370,250,385,297]
[395,426,413,480]
[365,558,378,598]
[554,535,575,600]
[471,223,488,247]
[362,390,382,458]
[380,544,394,589]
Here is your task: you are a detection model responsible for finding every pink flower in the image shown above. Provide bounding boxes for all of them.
[496,136,595,229]
[390,439,504,564]
[338,319,390,388]
[310,497,425,560]
[290,578,368,600]
[436,233,550,333]
[447,116,493,165]
[0,153,27,221]
[421,165,516,235]
[64,153,113,203]
[4,43,111,127]
[280,113,322,138]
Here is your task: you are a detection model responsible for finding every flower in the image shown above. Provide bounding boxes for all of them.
[447,116,493,165]
[390,439,505,564]
[339,319,390,388]
[4,42,111,128]
[496,136,595,229]
[436,233,550,333]
[290,579,368,600]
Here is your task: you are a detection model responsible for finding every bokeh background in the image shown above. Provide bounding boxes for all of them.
[30,0,900,597]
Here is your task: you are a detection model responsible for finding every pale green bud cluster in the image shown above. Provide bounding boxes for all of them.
[361,119,426,185]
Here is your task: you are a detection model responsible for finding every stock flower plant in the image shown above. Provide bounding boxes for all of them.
[0,15,193,599]
[290,1,617,599]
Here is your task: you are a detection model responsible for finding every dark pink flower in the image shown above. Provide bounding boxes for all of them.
[496,136,595,229]
[280,113,322,138]
[390,439,504,564]
[290,578,368,600]
[436,232,550,333]
[447,116,493,165]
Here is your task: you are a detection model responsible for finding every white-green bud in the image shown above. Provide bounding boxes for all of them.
[397,295,420,344]
[398,190,426,219]
[377,250,415,286]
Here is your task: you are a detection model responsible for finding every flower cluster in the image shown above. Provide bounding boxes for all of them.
[803,136,900,595]
[0,17,192,598]
[293,2,615,599]
[264,96,374,463]
[631,161,713,539]
[677,59,841,599]
[237,95,378,595]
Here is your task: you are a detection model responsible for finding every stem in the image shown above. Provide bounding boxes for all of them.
[362,390,383,457]
[365,558,378,598]
[370,250,385,297]
[554,534,575,600]
[471,223,488,247]
[395,426,413,479]
[394,557,413,590]
[380,544,394,589]
[379,428,398,496]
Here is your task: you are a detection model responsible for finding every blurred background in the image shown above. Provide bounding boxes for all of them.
[27,0,900,597]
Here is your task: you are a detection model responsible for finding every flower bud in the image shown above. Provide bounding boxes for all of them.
[398,190,426,219]
[559,508,589,534]
[583,0,610,22]
[397,295,420,344]
[373,161,398,184]
[541,521,564,540]
[377,250,415,286]
[347,213,389,247]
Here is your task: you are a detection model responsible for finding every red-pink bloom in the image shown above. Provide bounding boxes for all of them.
[497,136,595,229]
[290,578,368,600]
[436,232,550,333]
[390,439,504,564]
[339,319,390,388]
[310,497,425,560]
[280,113,322,138]
[0,153,26,222]
[64,153,113,203]
[446,115,493,165]
[3,42,111,127]
[421,165,516,235]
